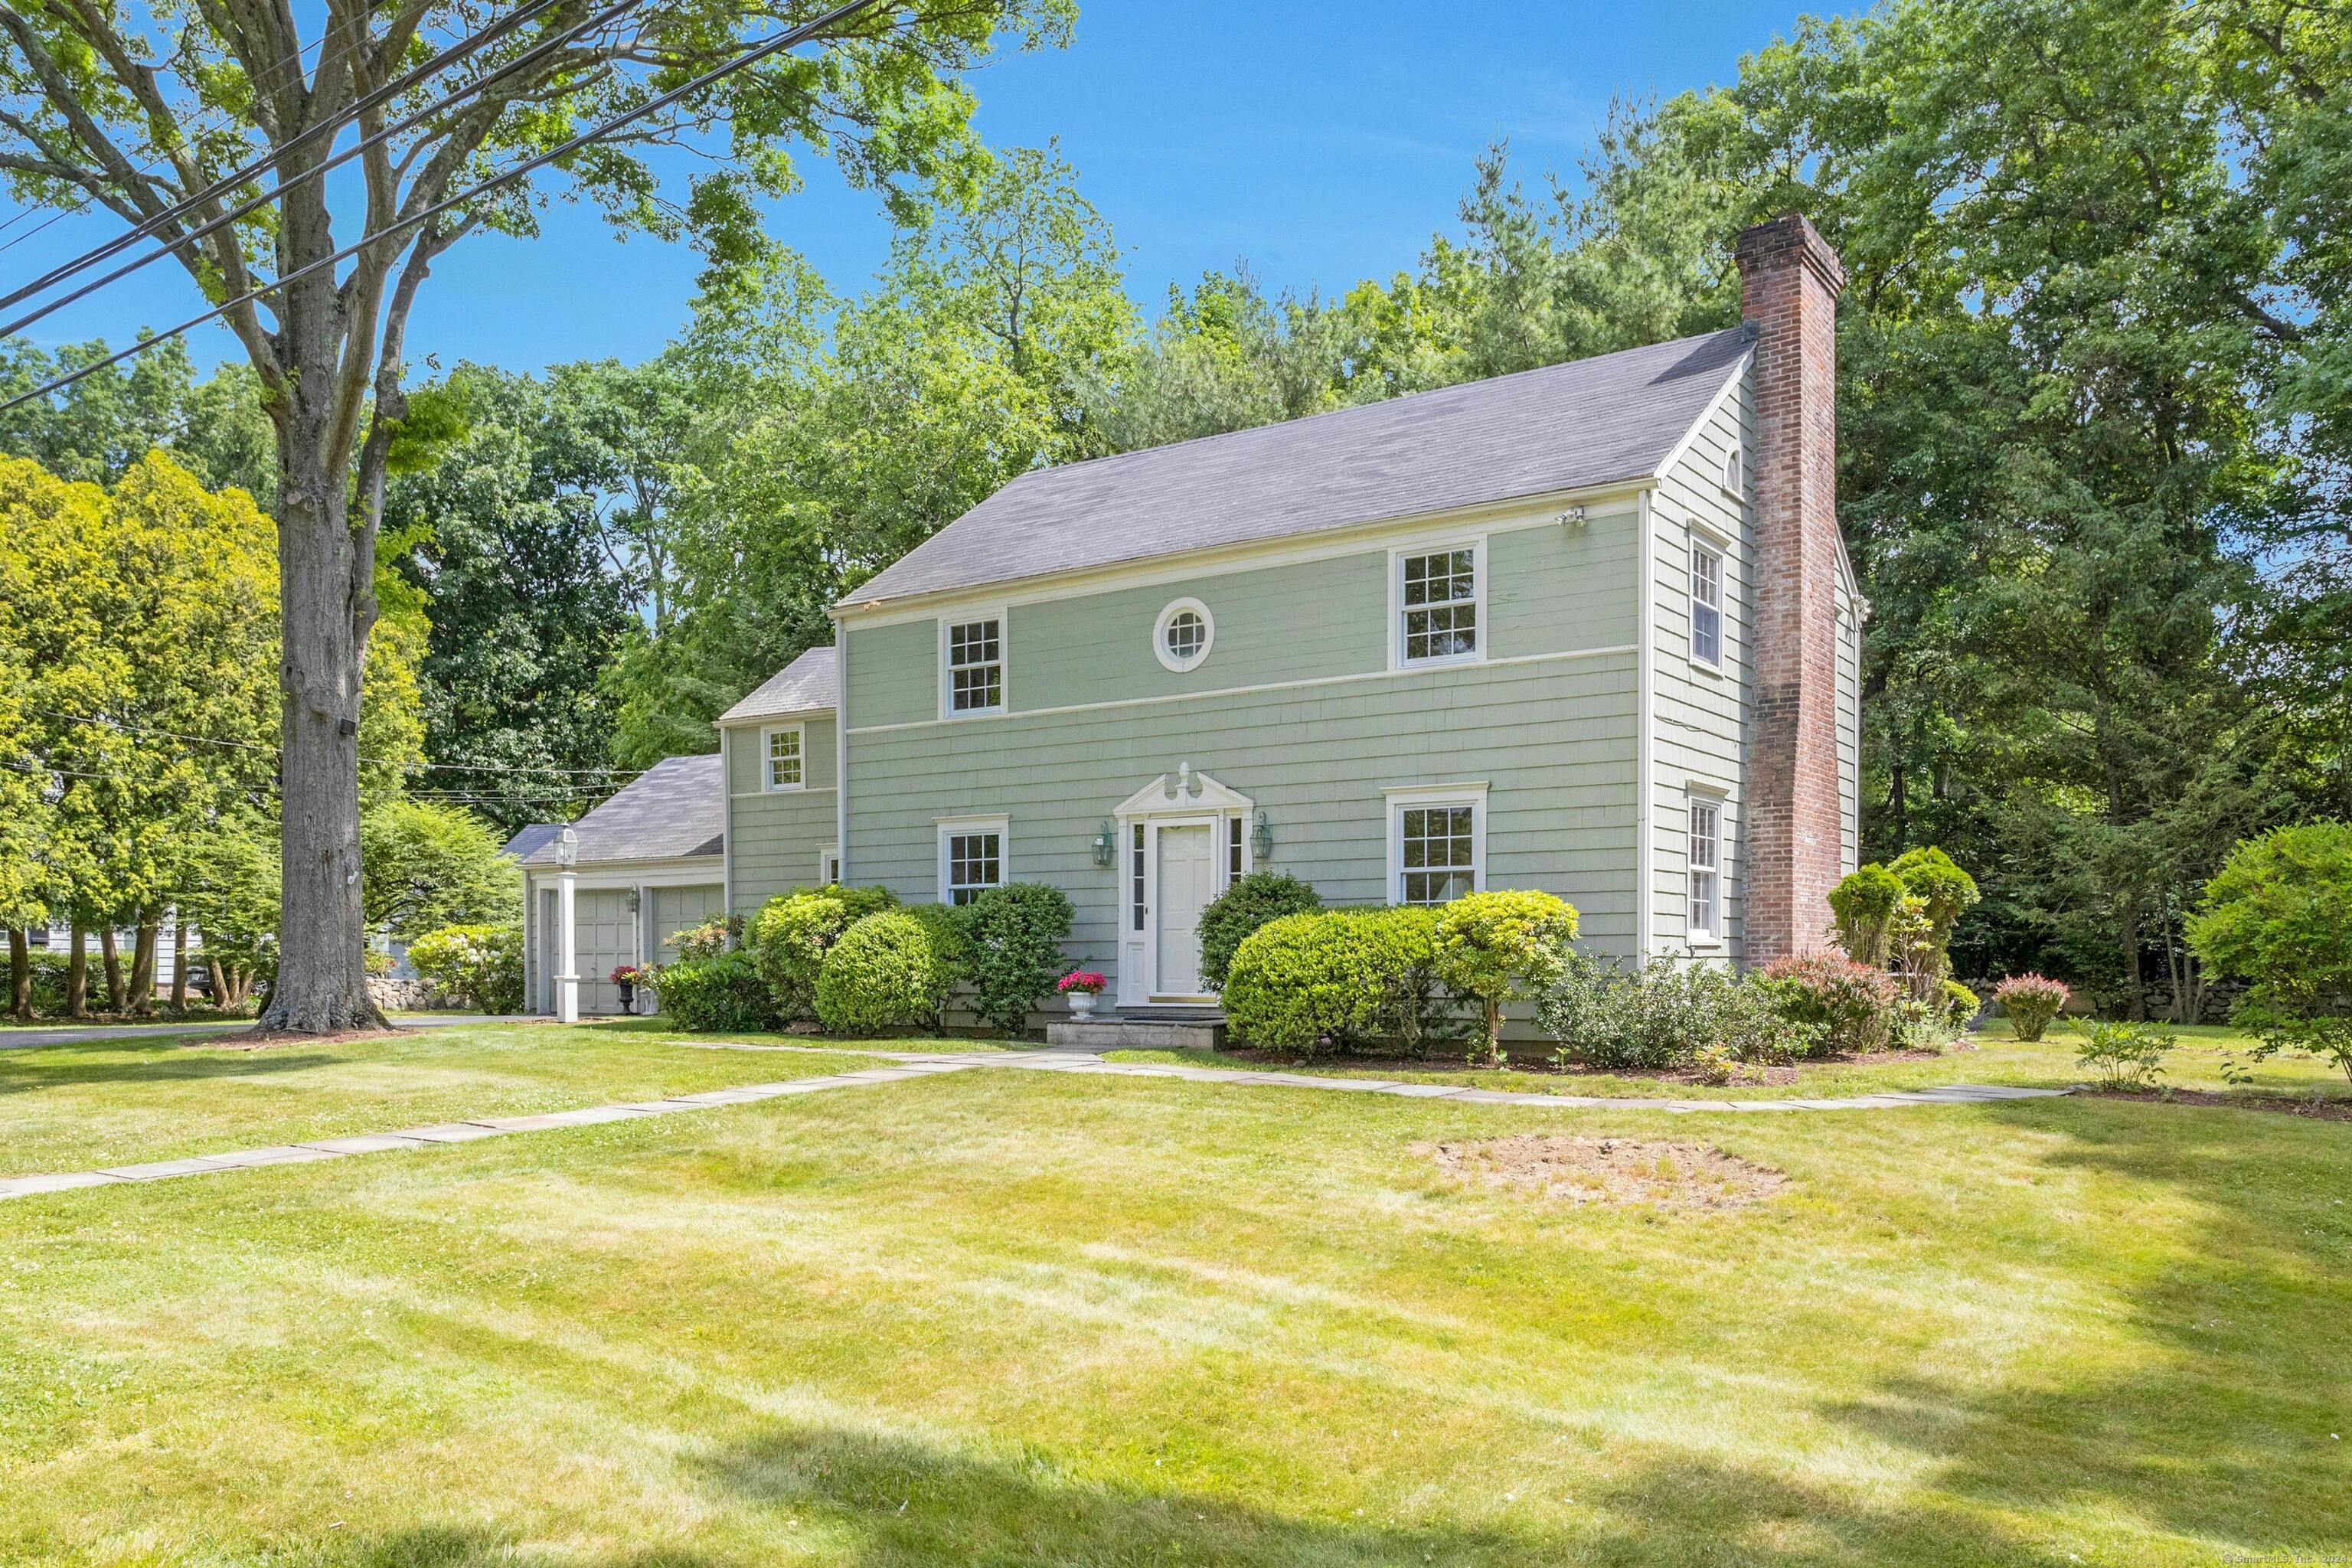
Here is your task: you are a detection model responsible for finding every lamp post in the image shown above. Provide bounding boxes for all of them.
[554,825,580,1024]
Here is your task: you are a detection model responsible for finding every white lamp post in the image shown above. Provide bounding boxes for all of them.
[554,825,580,1024]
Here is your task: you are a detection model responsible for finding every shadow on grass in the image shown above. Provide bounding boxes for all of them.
[1827,1099,2352,1557]
[0,1044,338,1096]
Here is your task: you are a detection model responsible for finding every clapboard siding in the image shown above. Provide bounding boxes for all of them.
[723,714,840,913]
[1650,371,1756,963]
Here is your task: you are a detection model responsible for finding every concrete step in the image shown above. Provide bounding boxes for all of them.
[1044,1016,1226,1050]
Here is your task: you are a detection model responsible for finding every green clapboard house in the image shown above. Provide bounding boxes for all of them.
[524,215,1863,1026]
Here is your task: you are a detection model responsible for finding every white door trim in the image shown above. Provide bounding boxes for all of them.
[1113,768,1255,1008]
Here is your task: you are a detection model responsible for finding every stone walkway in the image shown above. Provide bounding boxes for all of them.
[0,1043,2068,1204]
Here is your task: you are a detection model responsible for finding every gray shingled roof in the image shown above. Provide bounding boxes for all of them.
[502,822,564,861]
[843,325,1753,609]
[717,645,838,725]
[519,753,724,867]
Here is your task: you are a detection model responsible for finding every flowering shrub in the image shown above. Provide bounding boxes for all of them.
[1992,974,2069,1041]
[1752,953,1902,1055]
[1057,970,1106,995]
[407,923,525,1014]
[665,916,740,962]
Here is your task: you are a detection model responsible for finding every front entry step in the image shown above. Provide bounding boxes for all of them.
[1045,1014,1226,1051]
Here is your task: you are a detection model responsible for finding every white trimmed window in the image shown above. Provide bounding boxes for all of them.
[944,617,1004,716]
[818,848,841,886]
[763,724,805,792]
[1688,795,1723,941]
[1396,544,1481,666]
[1388,789,1485,906]
[1690,546,1724,668]
[1154,597,1214,672]
[939,818,1007,906]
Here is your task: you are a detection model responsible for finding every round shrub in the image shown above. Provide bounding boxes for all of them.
[1222,912,1380,1056]
[1347,906,1469,1056]
[813,911,958,1037]
[406,923,525,1014]
[1941,978,1981,1031]
[1197,871,1323,989]
[1752,952,1900,1055]
[1432,889,1578,1064]
[747,885,898,1019]
[962,882,1074,1036]
[1991,974,2069,1040]
[1887,846,1980,984]
[1827,864,1906,967]
[652,950,781,1033]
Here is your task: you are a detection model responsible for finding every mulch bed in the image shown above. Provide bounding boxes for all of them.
[2084,1086,2352,1122]
[1418,1134,1788,1210]
[1210,1044,1955,1087]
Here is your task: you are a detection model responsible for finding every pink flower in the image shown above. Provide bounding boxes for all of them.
[1057,970,1106,995]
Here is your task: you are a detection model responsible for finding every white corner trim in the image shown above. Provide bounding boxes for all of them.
[758,722,807,792]
[835,634,850,881]
[1635,489,1657,960]
[936,609,1009,720]
[1387,535,1488,674]
[717,726,733,917]
[1152,596,1215,672]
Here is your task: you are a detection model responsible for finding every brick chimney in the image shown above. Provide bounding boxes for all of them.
[1735,213,1846,963]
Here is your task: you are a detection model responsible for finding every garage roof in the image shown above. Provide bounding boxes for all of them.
[518,753,724,867]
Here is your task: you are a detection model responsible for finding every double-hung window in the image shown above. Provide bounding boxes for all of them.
[1389,788,1485,906]
[939,818,1007,906]
[945,617,1004,716]
[1690,546,1724,668]
[763,724,804,792]
[1688,795,1723,941]
[1396,545,1480,666]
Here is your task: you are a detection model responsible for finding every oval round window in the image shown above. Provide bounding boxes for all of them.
[1154,597,1214,672]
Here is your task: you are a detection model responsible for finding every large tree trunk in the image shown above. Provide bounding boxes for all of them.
[65,922,87,1018]
[128,912,159,1017]
[170,913,189,1011]
[257,434,387,1035]
[7,929,28,1021]
[99,926,125,1012]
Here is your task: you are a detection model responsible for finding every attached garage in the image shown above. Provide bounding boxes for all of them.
[510,754,729,1018]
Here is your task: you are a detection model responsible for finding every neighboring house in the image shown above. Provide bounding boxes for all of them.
[25,916,206,995]
[530,214,1864,1021]
[510,756,727,1017]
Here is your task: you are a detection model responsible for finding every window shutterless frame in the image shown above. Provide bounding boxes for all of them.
[939,612,1007,718]
[1689,544,1725,669]
[1383,782,1488,906]
[760,723,805,792]
[1687,793,1723,943]
[936,815,1009,905]
[1389,538,1485,670]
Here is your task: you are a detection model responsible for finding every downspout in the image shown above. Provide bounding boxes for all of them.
[718,726,733,922]
[1635,488,1656,961]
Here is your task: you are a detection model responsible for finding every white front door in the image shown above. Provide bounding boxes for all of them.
[1155,824,1216,998]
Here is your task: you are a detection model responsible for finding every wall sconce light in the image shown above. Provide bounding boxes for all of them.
[1251,809,1273,864]
[1557,505,1588,529]
[626,890,641,914]
[1091,819,1117,867]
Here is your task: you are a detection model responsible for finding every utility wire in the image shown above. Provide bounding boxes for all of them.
[0,0,890,416]
[29,708,646,779]
[0,0,616,329]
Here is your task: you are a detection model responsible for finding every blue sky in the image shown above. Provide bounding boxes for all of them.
[4,1,1819,378]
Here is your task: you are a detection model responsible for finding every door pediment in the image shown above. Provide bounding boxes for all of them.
[1114,766,1253,819]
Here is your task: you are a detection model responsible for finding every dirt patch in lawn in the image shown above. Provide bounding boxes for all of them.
[2085,1086,2352,1122]
[1418,1135,1788,1210]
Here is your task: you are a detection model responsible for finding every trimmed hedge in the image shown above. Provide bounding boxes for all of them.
[653,950,780,1033]
[962,882,1074,1035]
[813,911,960,1036]
[746,885,898,1019]
[1345,906,1468,1057]
[1197,871,1322,989]
[1221,912,1381,1055]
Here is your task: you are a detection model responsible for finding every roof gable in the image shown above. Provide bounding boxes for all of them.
[521,753,724,867]
[719,645,838,726]
[844,325,1753,610]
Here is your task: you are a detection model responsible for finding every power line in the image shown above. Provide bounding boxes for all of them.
[0,0,891,416]
[0,0,626,335]
[28,708,645,778]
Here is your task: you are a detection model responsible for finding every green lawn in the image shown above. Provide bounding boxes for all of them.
[1109,1021,2352,1105]
[0,1020,878,1174]
[0,1022,2346,1565]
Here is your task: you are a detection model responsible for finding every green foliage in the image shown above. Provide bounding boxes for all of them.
[1828,864,1906,968]
[961,882,1073,1037]
[1941,979,1981,1031]
[2072,1020,2177,1090]
[1992,975,2070,1042]
[1197,871,1324,989]
[1887,848,1981,985]
[746,886,900,1021]
[1220,913,1380,1057]
[1345,906,1473,1057]
[651,951,779,1034]
[812,911,959,1037]
[664,916,739,963]
[1753,955,1903,1057]
[2188,822,2352,1085]
[360,801,521,942]
[1540,951,1818,1070]
[405,925,525,1015]
[1431,890,1579,1064]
